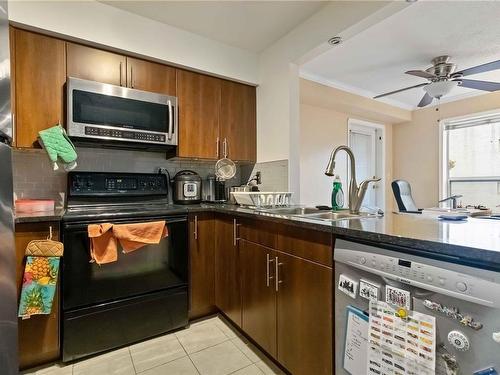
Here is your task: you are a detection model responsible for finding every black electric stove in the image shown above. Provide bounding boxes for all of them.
[61,172,189,362]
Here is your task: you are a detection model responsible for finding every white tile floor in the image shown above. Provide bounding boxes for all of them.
[23,316,286,375]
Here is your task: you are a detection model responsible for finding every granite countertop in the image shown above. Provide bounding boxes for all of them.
[15,208,66,224]
[16,203,500,268]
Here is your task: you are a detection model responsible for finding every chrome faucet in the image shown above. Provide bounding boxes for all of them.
[325,145,381,214]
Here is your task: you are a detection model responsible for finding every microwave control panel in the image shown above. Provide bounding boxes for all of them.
[85,126,166,143]
[69,172,168,196]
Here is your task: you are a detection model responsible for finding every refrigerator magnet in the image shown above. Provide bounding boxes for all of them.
[338,274,358,299]
[385,285,411,310]
[359,279,380,302]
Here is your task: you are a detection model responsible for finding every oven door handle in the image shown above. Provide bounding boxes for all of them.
[167,100,173,141]
[63,217,187,231]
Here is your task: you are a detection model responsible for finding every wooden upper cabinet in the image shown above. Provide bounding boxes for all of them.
[177,70,221,159]
[127,57,176,95]
[13,29,66,148]
[220,80,257,162]
[66,43,126,86]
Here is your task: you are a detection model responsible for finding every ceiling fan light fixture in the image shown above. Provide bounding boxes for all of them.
[423,81,458,99]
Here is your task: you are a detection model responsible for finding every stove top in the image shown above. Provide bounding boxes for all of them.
[64,172,187,222]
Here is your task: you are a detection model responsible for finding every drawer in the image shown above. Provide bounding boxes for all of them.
[238,217,277,249]
[276,225,332,267]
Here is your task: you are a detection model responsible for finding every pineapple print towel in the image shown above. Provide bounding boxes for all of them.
[18,256,60,318]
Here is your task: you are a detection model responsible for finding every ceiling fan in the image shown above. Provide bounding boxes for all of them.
[374,55,500,107]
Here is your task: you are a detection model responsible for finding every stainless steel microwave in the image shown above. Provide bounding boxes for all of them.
[67,77,178,149]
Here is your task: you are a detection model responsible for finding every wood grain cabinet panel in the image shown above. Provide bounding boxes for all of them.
[177,70,221,160]
[66,43,126,86]
[127,57,176,95]
[220,80,256,162]
[214,216,241,327]
[189,213,216,319]
[276,251,332,375]
[15,222,60,370]
[13,29,66,148]
[276,225,333,266]
[239,218,277,249]
[240,240,277,357]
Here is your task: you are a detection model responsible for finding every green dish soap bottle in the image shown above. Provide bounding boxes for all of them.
[331,175,344,211]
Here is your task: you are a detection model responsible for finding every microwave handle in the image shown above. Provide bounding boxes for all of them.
[167,100,173,141]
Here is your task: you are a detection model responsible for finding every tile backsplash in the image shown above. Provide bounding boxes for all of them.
[240,159,289,192]
[13,147,241,202]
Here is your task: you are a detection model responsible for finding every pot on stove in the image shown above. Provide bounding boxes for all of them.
[173,170,202,204]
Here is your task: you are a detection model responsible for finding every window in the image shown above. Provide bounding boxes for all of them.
[440,111,500,211]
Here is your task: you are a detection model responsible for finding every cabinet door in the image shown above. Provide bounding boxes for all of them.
[220,80,256,162]
[127,57,176,95]
[177,70,220,159]
[189,213,216,319]
[276,252,332,375]
[214,216,241,326]
[240,240,277,357]
[14,29,66,148]
[66,43,126,86]
[15,222,60,370]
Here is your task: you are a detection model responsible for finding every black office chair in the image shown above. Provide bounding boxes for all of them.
[391,180,422,213]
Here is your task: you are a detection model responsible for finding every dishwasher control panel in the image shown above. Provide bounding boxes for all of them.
[334,240,500,308]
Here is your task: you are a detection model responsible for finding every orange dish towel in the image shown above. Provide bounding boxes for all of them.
[88,223,117,265]
[112,221,168,253]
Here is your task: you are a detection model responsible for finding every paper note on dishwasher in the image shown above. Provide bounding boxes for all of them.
[344,305,369,375]
[367,301,436,375]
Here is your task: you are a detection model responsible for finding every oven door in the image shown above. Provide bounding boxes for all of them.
[67,77,177,146]
[62,215,187,311]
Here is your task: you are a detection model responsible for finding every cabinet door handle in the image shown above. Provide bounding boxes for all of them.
[130,66,134,88]
[194,215,198,240]
[275,257,283,292]
[266,253,275,287]
[233,219,241,246]
[119,62,123,86]
[216,137,220,158]
[223,138,228,158]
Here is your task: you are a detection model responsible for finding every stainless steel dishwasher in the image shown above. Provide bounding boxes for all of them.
[334,238,500,375]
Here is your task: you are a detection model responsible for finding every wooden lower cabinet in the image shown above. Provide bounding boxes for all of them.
[240,240,277,357]
[214,216,242,327]
[276,251,333,375]
[189,213,216,319]
[15,222,60,370]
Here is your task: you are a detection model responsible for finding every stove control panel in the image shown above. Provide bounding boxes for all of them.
[69,172,168,196]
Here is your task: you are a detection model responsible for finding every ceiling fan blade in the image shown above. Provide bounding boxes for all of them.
[417,93,433,108]
[455,60,500,77]
[405,70,436,79]
[374,83,428,99]
[458,79,500,92]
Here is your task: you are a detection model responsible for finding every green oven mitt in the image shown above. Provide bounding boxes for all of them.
[38,125,78,171]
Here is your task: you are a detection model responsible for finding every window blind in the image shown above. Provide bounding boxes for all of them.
[444,112,500,130]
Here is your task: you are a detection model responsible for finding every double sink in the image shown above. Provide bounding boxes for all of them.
[255,207,380,222]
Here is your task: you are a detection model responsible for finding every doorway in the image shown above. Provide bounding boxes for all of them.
[348,119,385,210]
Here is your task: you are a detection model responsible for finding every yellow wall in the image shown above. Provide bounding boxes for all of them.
[299,79,403,211]
[393,91,500,208]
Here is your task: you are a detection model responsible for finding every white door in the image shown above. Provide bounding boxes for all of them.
[348,124,377,208]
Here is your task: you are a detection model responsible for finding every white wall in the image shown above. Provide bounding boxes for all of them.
[8,0,258,84]
[257,2,409,199]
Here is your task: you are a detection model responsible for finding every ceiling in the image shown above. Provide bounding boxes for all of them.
[102,1,327,53]
[300,1,500,109]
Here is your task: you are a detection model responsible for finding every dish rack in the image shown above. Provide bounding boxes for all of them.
[231,192,293,208]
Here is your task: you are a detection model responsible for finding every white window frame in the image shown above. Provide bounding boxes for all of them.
[439,108,500,200]
[347,118,386,210]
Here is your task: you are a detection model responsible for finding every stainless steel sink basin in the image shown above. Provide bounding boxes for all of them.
[301,211,379,221]
[257,207,321,215]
